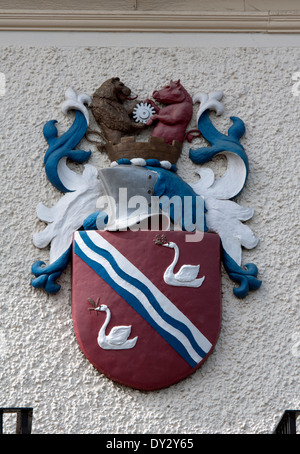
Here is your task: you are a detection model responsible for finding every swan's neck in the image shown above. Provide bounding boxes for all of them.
[167,244,179,273]
[100,308,110,335]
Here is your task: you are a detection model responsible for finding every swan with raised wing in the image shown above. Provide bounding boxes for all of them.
[162,241,205,288]
[89,303,138,350]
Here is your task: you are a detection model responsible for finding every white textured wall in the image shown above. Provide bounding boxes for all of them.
[0,43,299,434]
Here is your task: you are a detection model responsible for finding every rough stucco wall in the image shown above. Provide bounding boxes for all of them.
[0,45,299,434]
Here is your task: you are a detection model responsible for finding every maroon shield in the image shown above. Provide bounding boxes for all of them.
[72,230,221,390]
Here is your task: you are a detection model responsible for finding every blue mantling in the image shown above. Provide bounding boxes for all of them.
[84,211,108,230]
[43,110,91,193]
[189,110,249,190]
[31,247,71,294]
[33,103,260,297]
[31,210,106,294]
[222,250,262,298]
[189,109,261,297]
[148,166,207,232]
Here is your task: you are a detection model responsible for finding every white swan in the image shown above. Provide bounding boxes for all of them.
[162,242,205,288]
[89,304,138,350]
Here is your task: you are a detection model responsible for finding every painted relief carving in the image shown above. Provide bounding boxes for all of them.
[31,77,261,389]
[132,102,156,124]
[88,298,138,351]
[154,234,205,288]
[90,77,144,146]
[144,79,194,145]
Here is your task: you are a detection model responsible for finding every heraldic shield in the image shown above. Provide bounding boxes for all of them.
[72,229,221,391]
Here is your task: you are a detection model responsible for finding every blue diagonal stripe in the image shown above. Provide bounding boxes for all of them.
[74,236,200,367]
[78,231,208,361]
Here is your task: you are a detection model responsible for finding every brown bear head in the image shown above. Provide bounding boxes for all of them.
[94,77,132,103]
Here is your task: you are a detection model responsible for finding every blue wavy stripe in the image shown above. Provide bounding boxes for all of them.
[75,232,209,367]
[77,232,209,359]
[43,110,91,193]
[80,231,207,359]
[74,241,198,367]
